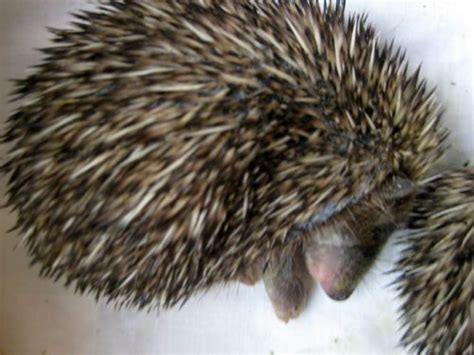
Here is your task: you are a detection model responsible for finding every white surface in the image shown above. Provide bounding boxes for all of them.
[0,1,472,354]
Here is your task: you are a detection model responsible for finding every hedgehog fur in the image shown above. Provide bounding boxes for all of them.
[394,168,473,354]
[2,0,447,310]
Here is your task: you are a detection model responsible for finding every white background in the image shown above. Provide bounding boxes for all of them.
[0,1,472,354]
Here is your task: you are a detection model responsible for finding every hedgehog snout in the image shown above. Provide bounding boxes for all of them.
[304,243,367,301]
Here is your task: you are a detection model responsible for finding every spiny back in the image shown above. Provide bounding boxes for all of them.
[395,168,473,354]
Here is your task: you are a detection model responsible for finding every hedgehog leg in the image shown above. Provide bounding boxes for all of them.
[263,246,314,323]
[237,257,265,286]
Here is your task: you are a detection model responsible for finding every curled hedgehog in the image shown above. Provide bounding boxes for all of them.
[394,168,473,354]
[2,0,447,322]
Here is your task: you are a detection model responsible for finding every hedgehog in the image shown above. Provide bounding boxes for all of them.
[394,168,473,354]
[1,0,447,312]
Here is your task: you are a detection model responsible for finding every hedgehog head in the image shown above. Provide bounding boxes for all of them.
[303,175,415,300]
